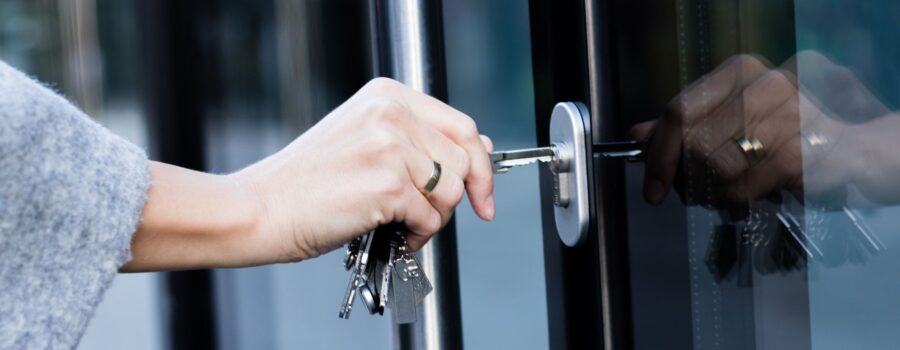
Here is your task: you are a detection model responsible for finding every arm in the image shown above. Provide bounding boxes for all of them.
[121,162,266,272]
[123,77,496,272]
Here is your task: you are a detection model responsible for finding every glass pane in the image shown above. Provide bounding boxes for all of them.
[443,0,549,349]
[795,1,900,349]
[197,2,392,349]
[606,0,900,349]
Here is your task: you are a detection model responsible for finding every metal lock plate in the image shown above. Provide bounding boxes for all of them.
[549,102,592,247]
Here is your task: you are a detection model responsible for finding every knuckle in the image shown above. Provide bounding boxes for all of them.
[446,177,466,205]
[734,53,769,71]
[379,171,408,198]
[454,149,471,177]
[366,97,409,126]
[424,213,442,234]
[368,129,402,156]
[771,68,798,87]
[365,77,400,92]
[454,116,479,139]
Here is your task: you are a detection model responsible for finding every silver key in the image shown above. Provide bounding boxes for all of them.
[339,231,376,319]
[389,247,431,323]
[379,244,397,309]
[390,262,418,323]
[343,236,362,270]
[397,250,432,304]
[490,147,555,173]
[490,141,646,174]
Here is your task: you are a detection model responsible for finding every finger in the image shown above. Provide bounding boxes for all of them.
[679,54,772,128]
[727,136,802,203]
[629,121,656,141]
[402,143,465,225]
[703,83,798,183]
[643,55,770,205]
[681,56,773,160]
[370,124,455,235]
[480,135,494,153]
[642,107,684,205]
[397,184,442,252]
[384,81,495,220]
[742,69,798,134]
[399,115,472,183]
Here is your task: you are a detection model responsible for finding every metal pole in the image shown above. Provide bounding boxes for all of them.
[369,1,463,349]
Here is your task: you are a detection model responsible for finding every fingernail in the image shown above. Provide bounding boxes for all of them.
[645,179,666,204]
[483,195,495,220]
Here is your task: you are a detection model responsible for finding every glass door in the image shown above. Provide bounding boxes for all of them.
[531,0,900,349]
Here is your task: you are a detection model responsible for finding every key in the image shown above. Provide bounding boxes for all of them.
[340,222,434,323]
[390,258,418,324]
[490,147,554,173]
[343,236,362,270]
[339,232,374,318]
[389,246,429,324]
[377,224,432,323]
[379,226,406,309]
[338,265,360,318]
[490,141,646,174]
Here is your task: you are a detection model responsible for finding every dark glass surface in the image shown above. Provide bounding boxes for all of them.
[587,1,900,349]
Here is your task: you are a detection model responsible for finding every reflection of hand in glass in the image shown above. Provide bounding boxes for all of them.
[630,51,895,208]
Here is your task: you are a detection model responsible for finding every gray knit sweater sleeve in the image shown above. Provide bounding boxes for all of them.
[0,60,149,349]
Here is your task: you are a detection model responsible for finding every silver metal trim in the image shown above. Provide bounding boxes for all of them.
[584,0,614,348]
[370,1,462,349]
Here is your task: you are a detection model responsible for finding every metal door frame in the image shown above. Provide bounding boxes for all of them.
[529,0,634,349]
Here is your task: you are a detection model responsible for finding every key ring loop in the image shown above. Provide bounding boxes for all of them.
[421,161,442,194]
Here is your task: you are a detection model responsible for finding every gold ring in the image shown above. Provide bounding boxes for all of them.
[421,161,442,194]
[734,136,764,161]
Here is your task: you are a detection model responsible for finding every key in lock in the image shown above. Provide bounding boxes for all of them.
[491,102,644,247]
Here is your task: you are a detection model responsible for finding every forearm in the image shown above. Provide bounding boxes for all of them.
[121,161,271,272]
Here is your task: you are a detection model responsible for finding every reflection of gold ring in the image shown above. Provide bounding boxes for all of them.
[803,132,828,148]
[421,161,442,194]
[735,137,764,160]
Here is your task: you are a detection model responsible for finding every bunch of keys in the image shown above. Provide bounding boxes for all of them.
[339,140,644,323]
[338,223,432,324]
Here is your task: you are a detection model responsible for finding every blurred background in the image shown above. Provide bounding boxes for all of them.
[0,0,547,349]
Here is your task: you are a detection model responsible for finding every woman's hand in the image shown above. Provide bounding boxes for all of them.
[124,78,494,271]
[630,52,888,208]
[234,77,495,261]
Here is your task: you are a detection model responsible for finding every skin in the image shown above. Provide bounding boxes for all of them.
[122,78,495,272]
[631,51,900,208]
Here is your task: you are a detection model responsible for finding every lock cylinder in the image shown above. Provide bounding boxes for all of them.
[548,102,592,247]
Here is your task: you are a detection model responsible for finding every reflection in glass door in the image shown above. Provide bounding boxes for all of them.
[533,0,900,349]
